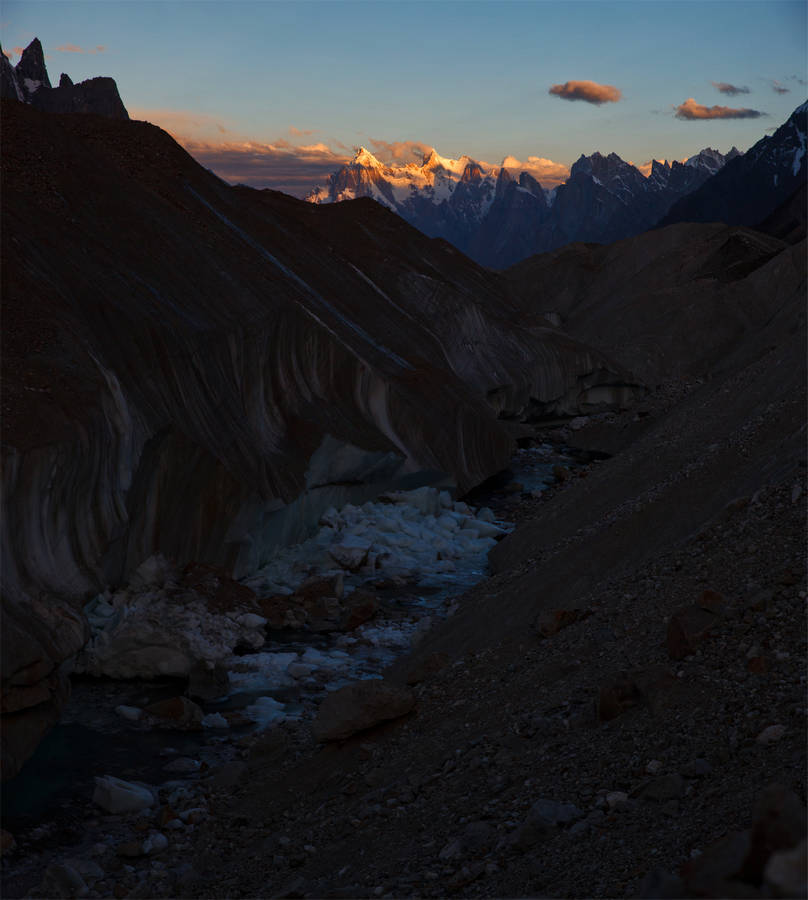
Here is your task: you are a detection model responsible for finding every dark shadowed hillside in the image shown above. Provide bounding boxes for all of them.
[1,85,805,900]
[660,101,807,231]
[1,98,639,779]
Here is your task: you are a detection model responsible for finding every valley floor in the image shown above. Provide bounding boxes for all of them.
[182,374,806,900]
[4,372,806,900]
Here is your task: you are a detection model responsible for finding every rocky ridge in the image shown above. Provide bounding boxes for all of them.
[1,38,128,119]
[661,100,807,230]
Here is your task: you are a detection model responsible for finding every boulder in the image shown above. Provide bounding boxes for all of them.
[341,590,379,631]
[181,562,258,615]
[534,607,589,639]
[143,696,204,731]
[39,863,88,899]
[328,536,372,572]
[666,603,720,660]
[681,785,807,896]
[92,776,154,814]
[74,557,266,679]
[312,681,415,742]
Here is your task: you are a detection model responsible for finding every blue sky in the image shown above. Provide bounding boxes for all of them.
[3,1,806,195]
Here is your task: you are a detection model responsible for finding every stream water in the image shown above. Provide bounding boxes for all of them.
[1,441,577,840]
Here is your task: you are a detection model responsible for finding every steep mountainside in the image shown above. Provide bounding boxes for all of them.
[504,218,805,383]
[307,145,736,268]
[0,37,128,118]
[164,196,805,900]
[0,99,639,778]
[660,101,807,229]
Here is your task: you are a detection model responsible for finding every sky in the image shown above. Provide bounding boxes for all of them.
[3,0,806,196]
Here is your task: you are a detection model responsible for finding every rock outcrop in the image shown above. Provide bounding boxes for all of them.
[0,99,638,776]
[0,37,128,118]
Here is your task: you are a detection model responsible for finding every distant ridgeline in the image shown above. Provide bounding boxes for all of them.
[1,37,129,119]
[307,104,807,268]
[660,101,808,235]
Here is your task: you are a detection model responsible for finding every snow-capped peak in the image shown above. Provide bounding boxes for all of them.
[685,147,727,174]
[422,148,480,177]
[352,146,384,169]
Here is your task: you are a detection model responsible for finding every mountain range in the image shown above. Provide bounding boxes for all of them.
[306,143,740,268]
[661,100,808,232]
[308,105,807,268]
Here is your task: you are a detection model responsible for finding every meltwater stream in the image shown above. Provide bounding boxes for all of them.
[2,442,575,834]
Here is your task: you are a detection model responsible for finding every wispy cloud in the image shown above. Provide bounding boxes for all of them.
[289,125,316,137]
[369,139,433,164]
[636,159,661,177]
[129,107,233,141]
[548,80,622,105]
[500,154,569,188]
[129,108,568,196]
[789,74,807,86]
[770,79,790,94]
[56,43,105,54]
[711,81,750,96]
[674,98,765,120]
[180,139,350,197]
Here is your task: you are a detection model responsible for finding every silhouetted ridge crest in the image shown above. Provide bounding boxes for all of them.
[0,36,128,119]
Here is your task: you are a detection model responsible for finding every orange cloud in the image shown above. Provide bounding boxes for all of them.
[674,98,764,120]
[178,139,351,197]
[549,80,622,105]
[369,139,433,164]
[771,79,790,95]
[56,43,105,54]
[289,125,316,136]
[500,154,569,188]
[636,160,658,177]
[711,81,750,96]
[129,107,233,142]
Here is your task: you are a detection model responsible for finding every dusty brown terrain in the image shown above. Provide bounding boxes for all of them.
[1,97,805,899]
[175,370,805,900]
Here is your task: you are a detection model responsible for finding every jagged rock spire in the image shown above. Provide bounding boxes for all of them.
[15,37,51,98]
[0,43,24,101]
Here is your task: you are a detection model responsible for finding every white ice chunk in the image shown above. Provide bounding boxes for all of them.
[245,696,286,728]
[201,712,229,729]
[93,776,154,814]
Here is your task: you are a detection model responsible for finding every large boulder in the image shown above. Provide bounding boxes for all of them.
[74,556,266,680]
[312,680,415,742]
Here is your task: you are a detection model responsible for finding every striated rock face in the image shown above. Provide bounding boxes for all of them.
[1,595,87,779]
[0,99,639,776]
[1,37,128,118]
